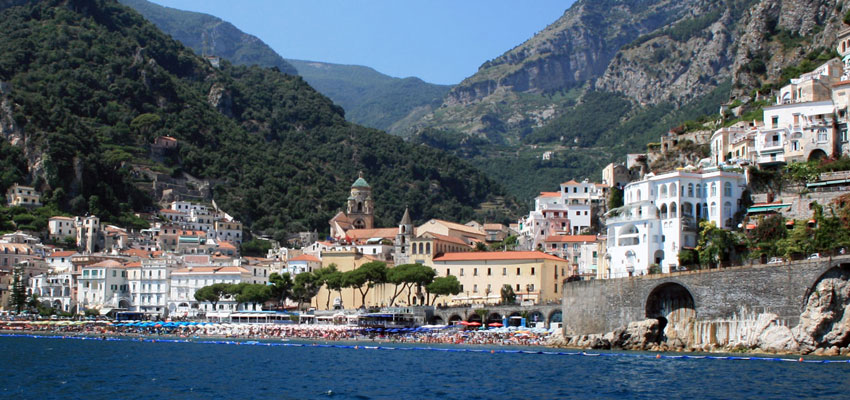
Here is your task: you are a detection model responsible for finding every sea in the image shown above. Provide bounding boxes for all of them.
[0,335,847,399]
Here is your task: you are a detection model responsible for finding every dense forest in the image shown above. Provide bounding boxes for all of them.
[0,0,515,240]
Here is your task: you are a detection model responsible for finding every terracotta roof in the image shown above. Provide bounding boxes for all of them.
[561,180,580,185]
[87,260,124,269]
[594,183,609,188]
[49,216,74,221]
[834,80,850,87]
[433,251,566,262]
[345,228,397,241]
[543,235,598,243]
[289,254,321,263]
[421,219,484,236]
[125,261,142,268]
[183,255,210,264]
[217,241,236,250]
[48,251,77,258]
[483,223,504,230]
[425,233,469,246]
[537,192,561,198]
[122,249,152,258]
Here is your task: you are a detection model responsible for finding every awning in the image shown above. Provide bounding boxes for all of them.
[747,204,791,213]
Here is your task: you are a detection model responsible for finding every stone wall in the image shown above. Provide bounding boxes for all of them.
[561,256,850,336]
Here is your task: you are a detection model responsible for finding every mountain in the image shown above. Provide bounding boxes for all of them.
[0,0,516,240]
[119,0,451,135]
[285,59,451,134]
[117,0,297,75]
[409,0,849,200]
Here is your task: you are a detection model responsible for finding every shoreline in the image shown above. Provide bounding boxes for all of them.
[4,328,849,361]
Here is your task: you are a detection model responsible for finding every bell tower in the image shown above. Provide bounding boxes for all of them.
[394,208,413,264]
[347,172,373,230]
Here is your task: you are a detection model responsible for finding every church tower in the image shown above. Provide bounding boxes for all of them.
[346,172,374,230]
[394,208,413,265]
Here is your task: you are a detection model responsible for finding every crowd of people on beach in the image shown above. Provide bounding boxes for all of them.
[0,319,554,347]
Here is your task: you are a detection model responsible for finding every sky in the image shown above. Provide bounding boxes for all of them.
[150,1,575,85]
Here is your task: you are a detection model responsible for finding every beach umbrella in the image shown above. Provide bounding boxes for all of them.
[488,322,503,327]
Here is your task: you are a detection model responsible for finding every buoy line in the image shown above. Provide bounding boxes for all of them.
[2,333,849,364]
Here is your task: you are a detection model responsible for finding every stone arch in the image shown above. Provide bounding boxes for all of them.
[52,300,62,310]
[118,299,131,309]
[467,312,482,323]
[487,312,502,323]
[645,282,696,334]
[448,314,463,324]
[548,310,563,324]
[430,315,445,325]
[808,149,828,162]
[528,311,545,326]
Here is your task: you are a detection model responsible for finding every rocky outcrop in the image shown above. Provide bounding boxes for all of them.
[0,81,21,144]
[208,83,233,118]
[793,266,850,353]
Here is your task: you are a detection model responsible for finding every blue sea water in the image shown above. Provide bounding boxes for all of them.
[0,335,848,399]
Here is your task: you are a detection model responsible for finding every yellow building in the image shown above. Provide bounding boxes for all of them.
[431,251,568,306]
[315,249,395,310]
[5,184,41,208]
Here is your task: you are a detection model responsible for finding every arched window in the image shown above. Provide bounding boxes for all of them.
[688,183,694,197]
[695,184,702,198]
[636,189,642,201]
[723,201,732,219]
[711,183,717,197]
[710,202,717,217]
[660,203,668,219]
[724,182,732,197]
[660,185,668,199]
[426,243,431,254]
[670,202,678,218]
[670,184,677,197]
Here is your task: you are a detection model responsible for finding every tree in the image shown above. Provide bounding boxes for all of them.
[194,283,230,312]
[500,284,516,305]
[324,267,345,309]
[313,264,339,309]
[426,275,461,306]
[811,202,850,254]
[474,241,488,252]
[747,214,787,258]
[696,221,739,268]
[777,221,814,260]
[268,272,293,307]
[292,272,321,310]
[344,261,387,307]
[234,284,272,310]
[8,267,27,313]
[608,186,624,209]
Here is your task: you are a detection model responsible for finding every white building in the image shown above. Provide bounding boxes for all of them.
[77,259,130,314]
[45,250,77,272]
[48,216,77,241]
[518,179,606,250]
[127,257,180,318]
[284,254,321,276]
[168,265,254,318]
[604,170,747,278]
[29,271,74,312]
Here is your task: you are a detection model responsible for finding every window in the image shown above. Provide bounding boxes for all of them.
[473,284,478,293]
[818,128,828,143]
[516,267,521,275]
[711,183,717,197]
[446,269,450,276]
[473,268,478,276]
[528,284,535,292]
[531,267,535,275]
[487,268,491,276]
[724,182,732,197]
[502,268,507,276]
[516,284,520,291]
[724,201,732,219]
[554,284,558,293]
[771,116,779,128]
[460,268,464,276]
[710,202,717,217]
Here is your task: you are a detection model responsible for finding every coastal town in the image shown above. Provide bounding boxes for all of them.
[3,21,850,355]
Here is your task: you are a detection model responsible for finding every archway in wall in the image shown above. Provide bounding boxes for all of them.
[653,250,664,266]
[52,300,62,310]
[548,310,563,325]
[645,282,696,338]
[118,299,131,309]
[467,312,483,323]
[808,149,828,162]
[487,313,502,323]
[528,311,545,326]
[448,314,463,325]
[430,315,445,325]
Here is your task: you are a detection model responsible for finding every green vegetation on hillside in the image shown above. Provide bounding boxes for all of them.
[0,0,512,239]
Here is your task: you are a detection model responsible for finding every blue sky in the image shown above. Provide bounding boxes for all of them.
[150,1,575,85]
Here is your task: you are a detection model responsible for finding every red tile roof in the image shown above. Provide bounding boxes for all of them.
[537,192,561,198]
[433,251,566,262]
[48,251,77,258]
